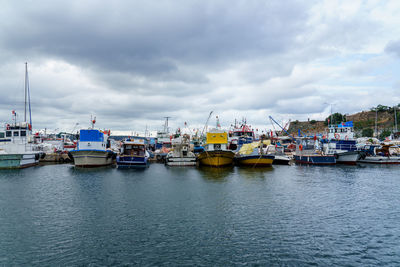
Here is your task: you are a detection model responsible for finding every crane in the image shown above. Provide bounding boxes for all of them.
[268,116,296,141]
[201,111,213,137]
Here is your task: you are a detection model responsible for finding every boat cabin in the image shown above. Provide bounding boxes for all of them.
[328,121,354,140]
[77,129,110,151]
[205,131,228,151]
[3,122,32,142]
[121,139,146,157]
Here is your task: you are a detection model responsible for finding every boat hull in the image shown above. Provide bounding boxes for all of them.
[70,150,114,168]
[294,155,336,165]
[166,156,197,166]
[116,155,149,168]
[197,150,235,167]
[273,155,291,165]
[358,156,400,164]
[235,155,274,167]
[335,151,361,165]
[0,153,39,169]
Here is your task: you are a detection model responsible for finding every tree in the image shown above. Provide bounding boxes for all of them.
[362,128,374,137]
[324,112,344,126]
[379,129,391,140]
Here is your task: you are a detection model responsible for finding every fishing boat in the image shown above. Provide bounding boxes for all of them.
[358,144,400,164]
[322,121,362,164]
[116,138,150,168]
[197,129,235,167]
[154,117,172,162]
[166,134,196,166]
[235,140,275,167]
[228,119,255,151]
[0,121,42,169]
[265,144,292,165]
[69,118,114,168]
[0,64,42,169]
[294,137,336,165]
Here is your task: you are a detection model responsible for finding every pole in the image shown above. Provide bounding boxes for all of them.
[24,62,28,122]
[395,106,398,132]
[375,109,378,137]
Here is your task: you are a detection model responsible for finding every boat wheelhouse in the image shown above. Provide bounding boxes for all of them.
[228,121,255,150]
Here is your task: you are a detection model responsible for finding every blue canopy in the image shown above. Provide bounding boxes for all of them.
[338,121,353,128]
[80,129,104,142]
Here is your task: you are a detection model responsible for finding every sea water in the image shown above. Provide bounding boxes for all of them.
[0,163,399,265]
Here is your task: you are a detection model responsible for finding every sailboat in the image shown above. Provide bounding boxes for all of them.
[0,63,42,169]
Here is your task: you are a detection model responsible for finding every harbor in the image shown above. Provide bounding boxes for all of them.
[1,1,400,265]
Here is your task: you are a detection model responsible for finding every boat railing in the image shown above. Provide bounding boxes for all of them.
[335,143,358,151]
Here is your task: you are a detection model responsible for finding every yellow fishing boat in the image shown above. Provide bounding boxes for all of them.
[197,130,234,167]
[235,140,274,167]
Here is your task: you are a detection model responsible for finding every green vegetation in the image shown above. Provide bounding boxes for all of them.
[310,120,316,124]
[354,119,375,130]
[371,103,400,113]
[324,112,345,126]
[362,128,374,137]
[379,129,391,140]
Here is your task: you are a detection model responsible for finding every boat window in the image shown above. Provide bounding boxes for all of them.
[13,131,19,137]
[0,132,4,138]
[125,145,132,149]
[6,131,11,137]
[21,131,26,137]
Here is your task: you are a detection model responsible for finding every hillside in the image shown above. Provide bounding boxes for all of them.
[287,110,399,137]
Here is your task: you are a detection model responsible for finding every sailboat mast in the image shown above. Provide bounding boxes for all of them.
[395,106,398,133]
[24,62,28,122]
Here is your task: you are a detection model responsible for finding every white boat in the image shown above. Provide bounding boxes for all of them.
[166,134,196,166]
[265,144,292,165]
[358,144,400,164]
[70,119,115,168]
[0,122,42,169]
[0,63,42,169]
[322,121,362,165]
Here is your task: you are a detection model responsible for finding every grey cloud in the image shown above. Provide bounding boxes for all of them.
[385,40,400,57]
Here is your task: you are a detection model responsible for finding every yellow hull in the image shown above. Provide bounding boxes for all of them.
[198,150,235,167]
[236,156,274,166]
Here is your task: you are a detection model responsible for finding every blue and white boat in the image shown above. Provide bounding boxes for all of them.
[322,121,362,165]
[70,120,114,168]
[294,137,336,165]
[117,138,150,168]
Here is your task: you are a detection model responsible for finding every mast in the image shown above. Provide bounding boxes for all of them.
[24,62,32,127]
[395,106,398,133]
[24,63,28,122]
[374,109,378,137]
[163,117,170,133]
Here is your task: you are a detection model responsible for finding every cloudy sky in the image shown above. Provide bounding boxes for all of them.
[1,0,399,134]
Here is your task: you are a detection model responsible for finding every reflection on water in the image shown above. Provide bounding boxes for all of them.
[197,165,234,181]
[236,166,274,180]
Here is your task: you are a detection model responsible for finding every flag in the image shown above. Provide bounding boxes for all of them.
[12,110,15,115]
